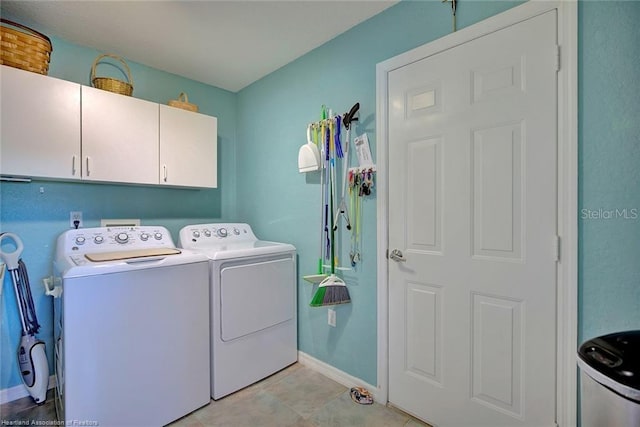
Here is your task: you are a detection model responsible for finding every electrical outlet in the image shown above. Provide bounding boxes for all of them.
[70,211,83,228]
[328,308,336,327]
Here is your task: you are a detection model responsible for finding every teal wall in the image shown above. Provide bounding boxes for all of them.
[2,0,639,405]
[578,1,640,343]
[236,0,523,385]
[0,36,237,389]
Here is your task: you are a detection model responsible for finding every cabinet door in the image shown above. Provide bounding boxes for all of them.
[159,105,217,188]
[1,65,81,179]
[81,86,159,184]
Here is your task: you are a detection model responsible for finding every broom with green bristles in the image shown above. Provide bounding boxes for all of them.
[310,114,351,307]
[304,113,329,284]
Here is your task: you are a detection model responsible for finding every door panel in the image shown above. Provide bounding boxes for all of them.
[1,66,81,179]
[159,105,217,188]
[81,85,159,184]
[471,293,523,416]
[220,256,295,341]
[472,122,522,259]
[406,137,442,253]
[388,10,558,427]
[406,282,442,385]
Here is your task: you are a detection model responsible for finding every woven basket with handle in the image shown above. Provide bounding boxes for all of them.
[168,92,198,112]
[0,18,52,75]
[91,53,133,96]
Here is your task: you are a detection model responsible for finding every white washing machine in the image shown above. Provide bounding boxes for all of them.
[49,226,210,426]
[178,223,297,400]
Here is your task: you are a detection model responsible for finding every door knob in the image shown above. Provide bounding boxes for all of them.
[389,249,407,262]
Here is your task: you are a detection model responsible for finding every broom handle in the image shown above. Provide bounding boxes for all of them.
[318,125,325,275]
[330,156,335,275]
[330,113,340,275]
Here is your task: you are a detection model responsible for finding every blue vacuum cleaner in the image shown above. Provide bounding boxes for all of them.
[0,233,49,404]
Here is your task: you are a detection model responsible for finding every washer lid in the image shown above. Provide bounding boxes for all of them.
[578,330,640,401]
[56,249,208,278]
[85,248,181,262]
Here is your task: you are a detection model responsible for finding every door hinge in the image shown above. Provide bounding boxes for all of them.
[386,248,389,259]
[555,45,561,72]
[553,235,561,262]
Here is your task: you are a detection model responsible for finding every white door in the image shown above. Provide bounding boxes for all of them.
[81,85,159,184]
[1,65,81,179]
[159,105,218,188]
[388,11,558,427]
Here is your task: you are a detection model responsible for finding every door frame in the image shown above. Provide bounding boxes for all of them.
[375,1,578,425]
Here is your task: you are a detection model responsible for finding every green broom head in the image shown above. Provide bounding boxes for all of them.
[310,274,351,307]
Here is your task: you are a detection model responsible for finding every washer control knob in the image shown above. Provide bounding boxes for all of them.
[140,233,150,241]
[93,236,104,244]
[115,233,129,244]
[192,230,201,238]
[154,232,163,240]
[233,228,240,235]
[217,228,228,238]
[75,236,86,245]
[204,230,211,237]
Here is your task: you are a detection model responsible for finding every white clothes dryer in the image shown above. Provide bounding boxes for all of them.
[179,223,297,400]
[50,226,210,426]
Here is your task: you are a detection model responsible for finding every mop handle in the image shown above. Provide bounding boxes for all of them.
[10,270,28,333]
[0,232,24,270]
[0,233,40,335]
[1,233,29,333]
[17,260,40,335]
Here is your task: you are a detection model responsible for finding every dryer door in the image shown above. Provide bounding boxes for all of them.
[220,254,295,341]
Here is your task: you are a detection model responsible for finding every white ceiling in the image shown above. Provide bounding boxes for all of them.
[1,0,399,92]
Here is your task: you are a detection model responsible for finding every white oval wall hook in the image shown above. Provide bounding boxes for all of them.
[0,232,24,270]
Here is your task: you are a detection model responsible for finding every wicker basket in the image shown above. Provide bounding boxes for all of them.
[0,19,52,75]
[91,54,133,96]
[168,92,198,112]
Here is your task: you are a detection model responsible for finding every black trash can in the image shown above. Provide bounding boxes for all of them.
[578,330,640,427]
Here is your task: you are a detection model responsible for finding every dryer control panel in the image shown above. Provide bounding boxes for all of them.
[179,223,257,246]
[59,226,175,254]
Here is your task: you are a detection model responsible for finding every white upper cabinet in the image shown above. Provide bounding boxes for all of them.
[1,65,81,179]
[159,105,217,188]
[81,85,159,185]
[1,67,217,188]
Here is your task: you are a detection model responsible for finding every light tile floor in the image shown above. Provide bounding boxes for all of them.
[0,389,56,423]
[0,363,430,427]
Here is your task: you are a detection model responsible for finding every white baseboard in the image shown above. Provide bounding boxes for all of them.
[297,351,384,404]
[0,375,56,405]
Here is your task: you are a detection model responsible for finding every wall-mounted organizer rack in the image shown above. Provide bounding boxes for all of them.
[302,103,377,307]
